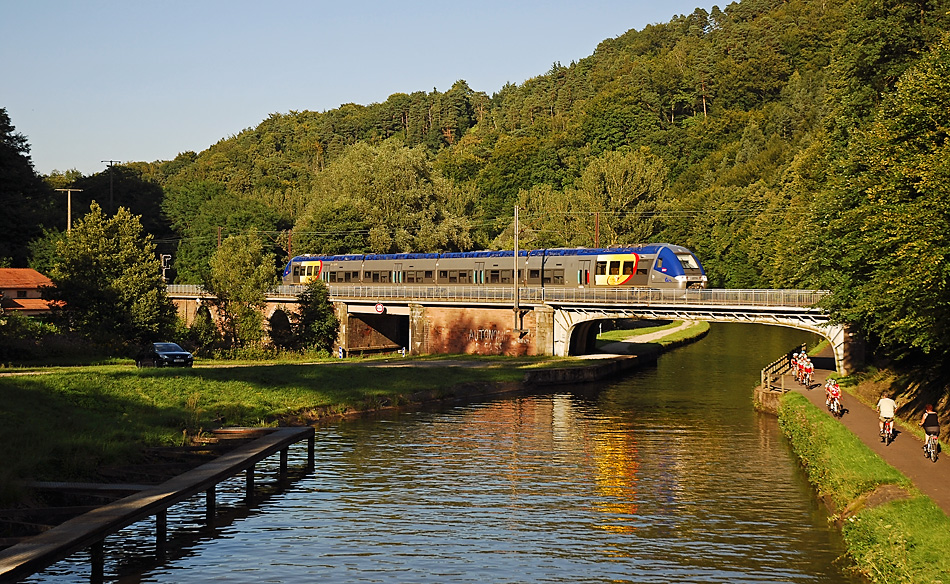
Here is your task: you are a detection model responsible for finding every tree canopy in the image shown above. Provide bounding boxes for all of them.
[45,202,177,346]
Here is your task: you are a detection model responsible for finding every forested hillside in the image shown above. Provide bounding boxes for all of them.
[3,0,949,365]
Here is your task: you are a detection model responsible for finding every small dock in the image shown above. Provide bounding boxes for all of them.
[0,426,314,583]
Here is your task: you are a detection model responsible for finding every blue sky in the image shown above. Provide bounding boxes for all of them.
[2,1,716,176]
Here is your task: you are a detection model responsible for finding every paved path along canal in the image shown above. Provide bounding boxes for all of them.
[787,348,950,516]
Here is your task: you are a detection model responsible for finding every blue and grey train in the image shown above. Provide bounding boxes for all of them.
[282,243,707,290]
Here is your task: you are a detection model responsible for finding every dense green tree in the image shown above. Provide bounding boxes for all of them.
[290,280,339,352]
[171,191,282,284]
[44,202,176,346]
[295,140,474,254]
[822,34,950,360]
[188,305,220,355]
[574,149,669,246]
[205,234,277,348]
[0,108,56,267]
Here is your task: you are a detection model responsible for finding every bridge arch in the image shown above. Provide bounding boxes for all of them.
[552,306,859,376]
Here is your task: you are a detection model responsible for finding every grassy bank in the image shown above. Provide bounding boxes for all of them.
[596,321,710,354]
[778,392,950,582]
[0,358,551,503]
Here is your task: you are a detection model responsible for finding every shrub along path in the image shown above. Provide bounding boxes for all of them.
[788,348,950,516]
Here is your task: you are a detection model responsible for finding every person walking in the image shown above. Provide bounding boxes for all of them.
[877,393,897,442]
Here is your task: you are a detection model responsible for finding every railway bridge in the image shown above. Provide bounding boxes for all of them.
[167,285,861,375]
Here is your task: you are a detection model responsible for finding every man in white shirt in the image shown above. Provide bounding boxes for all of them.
[876,393,897,440]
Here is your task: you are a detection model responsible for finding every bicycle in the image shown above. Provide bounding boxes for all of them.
[829,397,842,418]
[882,418,894,445]
[924,433,939,462]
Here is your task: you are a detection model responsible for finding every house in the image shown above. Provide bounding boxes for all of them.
[0,268,55,316]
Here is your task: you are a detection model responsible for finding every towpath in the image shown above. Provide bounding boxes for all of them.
[784,347,949,516]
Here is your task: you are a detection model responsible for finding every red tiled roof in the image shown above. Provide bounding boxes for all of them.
[0,268,52,289]
[4,298,53,312]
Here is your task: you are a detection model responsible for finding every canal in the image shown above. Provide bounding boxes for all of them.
[31,323,862,583]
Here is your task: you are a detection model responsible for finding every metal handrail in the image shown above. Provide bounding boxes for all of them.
[166,284,829,309]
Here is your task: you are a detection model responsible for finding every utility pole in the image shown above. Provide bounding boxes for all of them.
[54,188,82,232]
[513,205,521,333]
[102,160,119,211]
[594,212,600,248]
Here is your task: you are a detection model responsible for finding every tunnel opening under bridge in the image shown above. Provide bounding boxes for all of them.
[567,318,679,356]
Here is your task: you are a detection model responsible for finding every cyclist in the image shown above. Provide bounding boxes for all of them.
[803,358,814,387]
[827,380,842,414]
[877,393,897,442]
[919,404,940,454]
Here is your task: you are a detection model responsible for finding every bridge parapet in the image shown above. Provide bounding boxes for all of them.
[167,285,830,309]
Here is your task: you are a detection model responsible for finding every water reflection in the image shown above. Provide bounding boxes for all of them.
[29,324,861,583]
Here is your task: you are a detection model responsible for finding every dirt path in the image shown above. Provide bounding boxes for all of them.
[787,347,950,516]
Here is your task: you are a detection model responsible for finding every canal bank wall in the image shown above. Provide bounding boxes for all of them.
[310,322,710,423]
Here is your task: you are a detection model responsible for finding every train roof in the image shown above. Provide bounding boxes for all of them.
[285,244,695,265]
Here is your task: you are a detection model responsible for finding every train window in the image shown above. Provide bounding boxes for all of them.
[623,263,634,275]
[677,254,700,270]
[552,269,565,284]
[458,271,470,283]
[449,270,458,283]
[328,272,337,283]
[439,270,448,280]
[406,271,416,283]
[293,266,301,277]
[489,270,500,284]
[528,269,541,284]
[637,268,648,275]
[424,270,434,281]
[609,262,620,276]
[595,262,607,275]
[500,270,513,284]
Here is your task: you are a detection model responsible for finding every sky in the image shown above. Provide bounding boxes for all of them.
[2,0,717,177]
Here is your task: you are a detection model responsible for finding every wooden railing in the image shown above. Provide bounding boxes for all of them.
[761,343,807,392]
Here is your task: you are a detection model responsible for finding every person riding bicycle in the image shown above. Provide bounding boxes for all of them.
[827,380,841,412]
[920,404,940,451]
[877,393,897,442]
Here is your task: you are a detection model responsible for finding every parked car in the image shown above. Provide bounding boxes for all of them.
[136,342,194,368]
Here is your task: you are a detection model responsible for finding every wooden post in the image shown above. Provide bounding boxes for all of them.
[156,510,167,561]
[245,465,255,503]
[279,447,288,480]
[308,434,315,471]
[90,540,104,583]
[205,487,216,525]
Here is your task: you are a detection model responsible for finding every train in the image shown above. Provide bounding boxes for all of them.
[281,243,707,290]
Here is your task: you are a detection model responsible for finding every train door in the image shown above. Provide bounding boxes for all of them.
[578,260,591,286]
[394,262,403,284]
[475,261,485,285]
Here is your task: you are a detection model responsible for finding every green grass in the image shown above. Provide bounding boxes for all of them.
[595,321,710,353]
[778,392,950,583]
[596,321,684,342]
[0,358,560,502]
